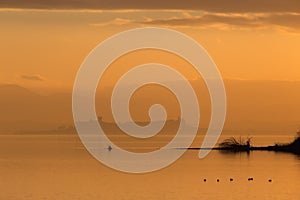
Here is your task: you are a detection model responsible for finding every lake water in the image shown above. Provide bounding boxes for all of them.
[0,134,299,200]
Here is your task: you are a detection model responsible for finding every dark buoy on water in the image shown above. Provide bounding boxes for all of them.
[268,179,272,182]
[248,178,254,181]
[217,179,220,182]
[203,179,207,182]
[230,178,233,182]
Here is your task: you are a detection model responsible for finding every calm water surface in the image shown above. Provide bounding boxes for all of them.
[0,134,299,200]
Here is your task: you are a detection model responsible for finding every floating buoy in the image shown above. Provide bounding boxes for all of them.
[230,178,234,182]
[217,179,220,182]
[203,179,207,182]
[268,179,272,182]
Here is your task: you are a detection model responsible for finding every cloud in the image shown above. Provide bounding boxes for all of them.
[91,18,133,27]
[132,12,300,32]
[1,0,300,13]
[92,12,300,32]
[20,74,46,81]
[265,13,300,29]
[141,13,262,28]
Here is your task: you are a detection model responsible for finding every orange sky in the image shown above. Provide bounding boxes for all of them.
[0,4,300,134]
[0,8,300,92]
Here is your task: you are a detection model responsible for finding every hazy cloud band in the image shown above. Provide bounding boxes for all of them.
[142,13,300,30]
[91,12,300,32]
[1,0,300,13]
[20,74,46,81]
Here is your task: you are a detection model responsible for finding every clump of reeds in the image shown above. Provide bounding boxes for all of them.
[219,137,252,149]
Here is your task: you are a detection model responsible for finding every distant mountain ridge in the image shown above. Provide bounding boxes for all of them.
[0,80,300,134]
[0,84,72,133]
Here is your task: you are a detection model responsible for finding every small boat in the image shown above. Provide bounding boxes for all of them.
[108,145,112,151]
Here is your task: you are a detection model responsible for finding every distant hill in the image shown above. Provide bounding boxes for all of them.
[0,80,300,134]
[0,84,72,133]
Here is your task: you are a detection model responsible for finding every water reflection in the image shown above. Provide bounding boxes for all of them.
[0,135,300,199]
